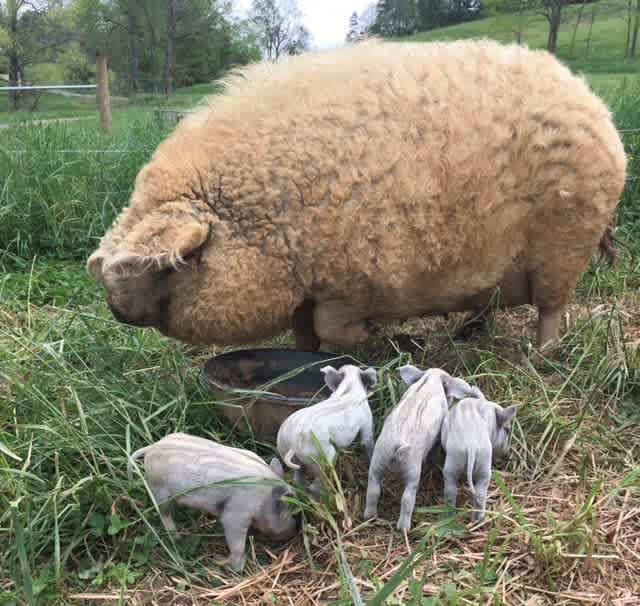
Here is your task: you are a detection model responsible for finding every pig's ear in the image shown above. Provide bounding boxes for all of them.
[271,485,291,512]
[496,404,519,426]
[103,209,210,277]
[444,377,483,402]
[269,457,284,478]
[87,251,105,281]
[321,366,344,392]
[360,367,378,391]
[399,364,425,385]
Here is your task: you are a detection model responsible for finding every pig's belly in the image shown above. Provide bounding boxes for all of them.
[374,264,533,320]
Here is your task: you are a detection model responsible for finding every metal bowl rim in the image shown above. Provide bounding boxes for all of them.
[201,348,358,408]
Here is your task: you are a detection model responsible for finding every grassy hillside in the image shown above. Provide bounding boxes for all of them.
[0,82,220,124]
[405,0,639,80]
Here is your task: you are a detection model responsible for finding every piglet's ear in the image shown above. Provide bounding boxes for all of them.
[321,365,344,392]
[443,376,483,402]
[399,364,425,385]
[269,457,284,478]
[496,404,519,426]
[360,367,377,391]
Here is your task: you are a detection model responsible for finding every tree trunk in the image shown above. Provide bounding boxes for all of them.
[8,5,20,111]
[630,0,640,56]
[569,0,585,58]
[8,52,20,111]
[97,53,112,135]
[127,0,140,94]
[586,5,596,57]
[547,2,562,54]
[625,0,633,56]
[163,0,176,96]
[515,0,525,44]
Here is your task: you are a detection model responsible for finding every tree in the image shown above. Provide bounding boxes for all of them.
[163,0,175,95]
[346,10,360,43]
[0,0,73,109]
[417,0,447,30]
[126,0,140,93]
[624,0,640,56]
[250,0,309,61]
[540,0,567,54]
[631,0,640,56]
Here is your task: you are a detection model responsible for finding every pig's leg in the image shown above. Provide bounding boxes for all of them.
[359,419,375,461]
[471,461,491,523]
[364,448,388,520]
[220,508,250,573]
[158,503,178,535]
[443,454,461,508]
[293,467,306,488]
[292,299,321,351]
[308,443,336,498]
[151,487,178,535]
[537,306,565,351]
[313,300,369,346]
[397,461,422,531]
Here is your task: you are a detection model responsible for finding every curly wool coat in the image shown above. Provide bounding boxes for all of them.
[88,39,628,349]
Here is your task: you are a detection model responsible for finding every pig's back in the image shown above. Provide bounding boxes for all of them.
[144,433,274,482]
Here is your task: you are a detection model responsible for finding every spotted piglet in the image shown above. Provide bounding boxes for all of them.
[128,432,298,572]
[277,364,377,497]
[441,395,518,522]
[364,365,482,530]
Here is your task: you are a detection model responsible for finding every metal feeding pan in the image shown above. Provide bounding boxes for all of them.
[201,349,358,440]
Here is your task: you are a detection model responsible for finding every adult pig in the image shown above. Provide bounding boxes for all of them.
[87,40,627,350]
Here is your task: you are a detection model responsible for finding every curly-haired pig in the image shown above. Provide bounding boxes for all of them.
[440,397,518,522]
[364,365,482,530]
[88,41,627,354]
[128,432,298,572]
[277,364,377,497]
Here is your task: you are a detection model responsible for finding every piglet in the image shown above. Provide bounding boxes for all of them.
[128,432,298,572]
[364,365,481,530]
[440,396,518,522]
[277,364,377,496]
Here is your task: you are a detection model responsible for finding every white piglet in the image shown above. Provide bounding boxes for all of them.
[277,364,377,496]
[440,396,518,522]
[128,432,298,572]
[364,365,482,530]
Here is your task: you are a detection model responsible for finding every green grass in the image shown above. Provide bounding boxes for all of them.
[405,0,639,81]
[0,57,639,604]
[0,82,220,125]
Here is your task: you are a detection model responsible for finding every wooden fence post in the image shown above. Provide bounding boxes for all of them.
[97,53,112,135]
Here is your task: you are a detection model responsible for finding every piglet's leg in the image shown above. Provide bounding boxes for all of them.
[360,420,375,462]
[308,443,336,498]
[443,455,460,508]
[397,462,422,531]
[364,449,387,521]
[471,470,491,523]
[151,487,178,535]
[220,509,250,573]
[159,503,178,535]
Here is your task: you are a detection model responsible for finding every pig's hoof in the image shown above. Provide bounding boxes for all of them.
[396,517,411,531]
[471,512,486,524]
[228,554,247,574]
[363,507,377,521]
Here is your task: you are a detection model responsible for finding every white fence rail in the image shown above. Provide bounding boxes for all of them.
[1,84,97,92]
